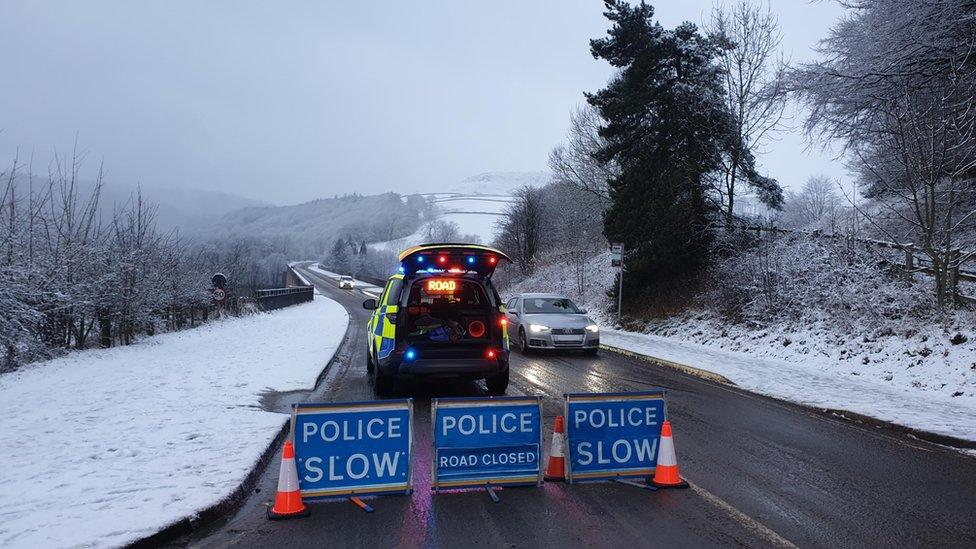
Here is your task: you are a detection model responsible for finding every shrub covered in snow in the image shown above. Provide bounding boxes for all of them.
[705,232,936,332]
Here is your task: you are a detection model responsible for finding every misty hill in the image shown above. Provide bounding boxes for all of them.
[207,192,426,246]
[3,173,266,234]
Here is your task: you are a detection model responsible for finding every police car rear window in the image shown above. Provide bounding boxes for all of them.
[407,279,486,306]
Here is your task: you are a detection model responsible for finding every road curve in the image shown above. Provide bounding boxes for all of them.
[171,264,976,549]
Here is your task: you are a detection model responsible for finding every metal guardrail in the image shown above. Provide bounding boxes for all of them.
[255,285,314,310]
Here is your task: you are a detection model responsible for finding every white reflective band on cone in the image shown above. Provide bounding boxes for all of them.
[657,435,677,466]
[278,457,301,492]
[550,431,565,457]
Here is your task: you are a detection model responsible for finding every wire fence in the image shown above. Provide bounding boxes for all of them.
[735,225,976,305]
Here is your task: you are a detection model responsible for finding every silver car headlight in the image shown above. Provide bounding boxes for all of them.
[529,324,550,333]
[585,324,599,333]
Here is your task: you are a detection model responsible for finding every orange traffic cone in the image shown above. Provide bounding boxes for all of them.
[544,416,566,481]
[267,440,310,520]
[651,420,688,489]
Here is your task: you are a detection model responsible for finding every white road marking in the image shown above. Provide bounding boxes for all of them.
[361,290,380,298]
[688,481,798,548]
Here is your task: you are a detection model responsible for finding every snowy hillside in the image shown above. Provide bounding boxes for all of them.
[207,192,425,245]
[443,171,551,195]
[373,172,551,251]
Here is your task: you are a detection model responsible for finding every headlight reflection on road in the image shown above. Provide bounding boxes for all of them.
[521,363,544,387]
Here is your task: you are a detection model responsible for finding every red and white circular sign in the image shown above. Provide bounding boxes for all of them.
[212,288,226,302]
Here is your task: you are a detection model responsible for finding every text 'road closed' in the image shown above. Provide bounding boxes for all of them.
[432,396,543,489]
[564,391,666,482]
[292,400,413,498]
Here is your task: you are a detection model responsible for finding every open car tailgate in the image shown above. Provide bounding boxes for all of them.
[399,244,511,277]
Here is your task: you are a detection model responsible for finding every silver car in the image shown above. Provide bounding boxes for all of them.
[505,293,599,354]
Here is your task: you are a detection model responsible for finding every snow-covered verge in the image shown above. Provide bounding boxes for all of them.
[502,249,976,443]
[0,296,348,549]
[601,329,976,443]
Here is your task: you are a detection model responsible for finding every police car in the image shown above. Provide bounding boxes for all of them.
[363,244,511,395]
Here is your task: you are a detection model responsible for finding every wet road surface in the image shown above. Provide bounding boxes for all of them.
[171,264,976,548]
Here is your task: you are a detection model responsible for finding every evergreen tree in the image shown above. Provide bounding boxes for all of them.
[329,237,351,273]
[587,1,735,292]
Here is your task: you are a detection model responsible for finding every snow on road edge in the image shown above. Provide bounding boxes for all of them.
[601,329,976,444]
[0,296,349,549]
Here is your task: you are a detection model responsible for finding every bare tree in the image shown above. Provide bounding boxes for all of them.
[782,175,843,231]
[548,105,617,202]
[790,0,976,307]
[494,186,544,274]
[707,0,788,226]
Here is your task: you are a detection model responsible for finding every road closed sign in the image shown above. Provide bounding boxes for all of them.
[564,391,666,482]
[291,400,413,499]
[432,396,543,489]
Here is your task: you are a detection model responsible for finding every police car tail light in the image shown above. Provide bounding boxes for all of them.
[486,348,496,360]
[499,317,507,328]
[488,256,497,265]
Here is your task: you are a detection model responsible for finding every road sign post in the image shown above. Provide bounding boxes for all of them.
[431,396,543,501]
[610,243,624,323]
[291,400,414,505]
[563,391,666,483]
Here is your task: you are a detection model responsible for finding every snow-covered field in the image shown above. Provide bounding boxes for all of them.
[372,172,550,250]
[503,251,976,444]
[0,296,348,549]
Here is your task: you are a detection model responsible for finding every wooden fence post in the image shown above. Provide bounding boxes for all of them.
[951,249,961,305]
[904,244,914,280]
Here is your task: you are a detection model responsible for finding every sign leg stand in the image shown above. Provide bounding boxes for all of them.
[349,496,374,513]
[485,485,501,503]
[614,478,658,491]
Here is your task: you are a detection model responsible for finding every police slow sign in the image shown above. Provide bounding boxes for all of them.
[292,400,413,499]
[564,391,666,482]
[432,396,543,489]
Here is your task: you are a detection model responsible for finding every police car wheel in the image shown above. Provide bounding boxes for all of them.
[373,368,393,395]
[486,368,509,395]
[366,349,375,373]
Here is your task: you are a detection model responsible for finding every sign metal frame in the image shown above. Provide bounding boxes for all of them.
[563,390,667,483]
[431,395,544,491]
[290,399,414,500]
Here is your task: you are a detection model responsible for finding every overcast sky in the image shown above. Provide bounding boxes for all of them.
[0,1,847,205]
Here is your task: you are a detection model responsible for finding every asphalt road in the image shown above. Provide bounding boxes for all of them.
[173,264,976,548]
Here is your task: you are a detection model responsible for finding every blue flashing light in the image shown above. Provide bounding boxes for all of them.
[405,348,417,361]
[417,256,425,263]
[398,265,405,273]
[467,256,475,264]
